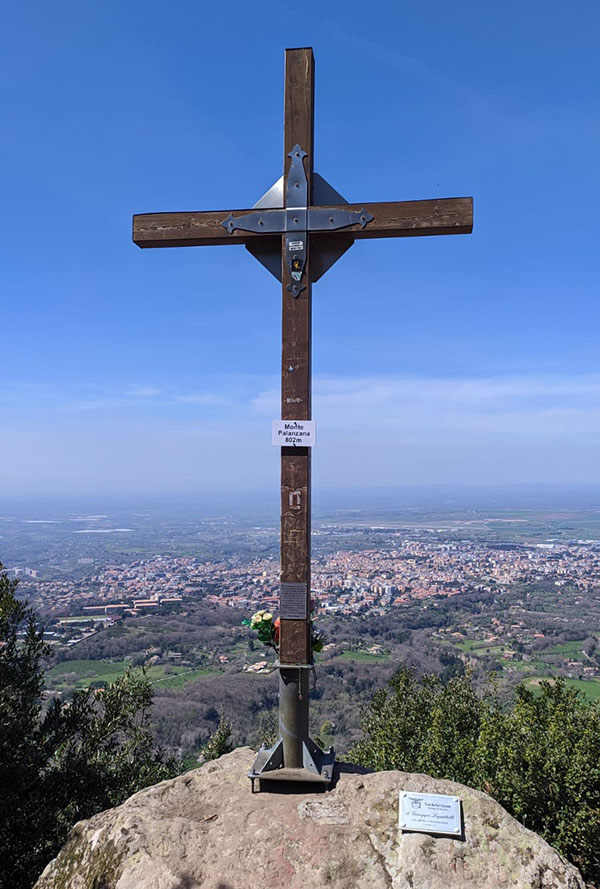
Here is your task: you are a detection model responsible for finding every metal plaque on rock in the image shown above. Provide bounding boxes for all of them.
[280,582,308,619]
[399,790,462,836]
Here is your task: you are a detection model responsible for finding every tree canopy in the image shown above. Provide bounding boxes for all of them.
[0,564,177,889]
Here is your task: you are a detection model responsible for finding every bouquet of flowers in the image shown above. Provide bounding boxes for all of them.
[243,608,326,655]
[242,610,278,651]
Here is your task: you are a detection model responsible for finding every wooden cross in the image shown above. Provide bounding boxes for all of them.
[133,47,472,784]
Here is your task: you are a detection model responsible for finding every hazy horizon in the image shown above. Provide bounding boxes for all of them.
[1,484,599,517]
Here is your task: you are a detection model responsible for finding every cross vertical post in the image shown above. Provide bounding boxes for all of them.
[278,48,314,769]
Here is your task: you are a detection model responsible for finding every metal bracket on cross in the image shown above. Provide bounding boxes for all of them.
[220,206,374,235]
[285,145,308,297]
[221,144,373,296]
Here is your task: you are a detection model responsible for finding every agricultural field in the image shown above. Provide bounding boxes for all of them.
[540,641,585,657]
[523,676,600,702]
[446,629,600,699]
[45,658,220,693]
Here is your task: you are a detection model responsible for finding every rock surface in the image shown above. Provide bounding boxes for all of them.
[35,747,585,889]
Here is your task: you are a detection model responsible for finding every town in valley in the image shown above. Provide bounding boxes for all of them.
[3,489,600,754]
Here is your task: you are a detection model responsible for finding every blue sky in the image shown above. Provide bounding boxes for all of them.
[1,0,599,495]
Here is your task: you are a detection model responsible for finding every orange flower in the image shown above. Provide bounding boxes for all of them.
[274,617,280,644]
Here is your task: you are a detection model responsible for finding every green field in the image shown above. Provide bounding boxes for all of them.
[452,640,488,652]
[453,640,513,656]
[562,678,600,700]
[46,659,219,691]
[524,676,600,702]
[509,660,549,673]
[48,659,130,685]
[538,641,584,657]
[453,638,587,663]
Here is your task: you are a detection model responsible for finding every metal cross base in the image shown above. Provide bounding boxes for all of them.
[248,665,336,792]
[249,737,335,793]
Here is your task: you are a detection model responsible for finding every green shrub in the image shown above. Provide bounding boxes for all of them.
[202,717,233,761]
[351,667,600,885]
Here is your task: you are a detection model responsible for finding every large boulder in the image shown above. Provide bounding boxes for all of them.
[35,747,585,889]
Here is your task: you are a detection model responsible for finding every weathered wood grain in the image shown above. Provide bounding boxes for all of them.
[279,48,314,666]
[356,197,473,238]
[132,209,258,248]
[132,197,472,248]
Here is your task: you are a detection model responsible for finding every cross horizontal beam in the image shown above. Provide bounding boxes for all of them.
[132,197,473,249]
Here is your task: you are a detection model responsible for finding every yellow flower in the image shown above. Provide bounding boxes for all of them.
[250,609,273,628]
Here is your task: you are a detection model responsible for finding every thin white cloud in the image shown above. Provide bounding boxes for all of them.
[173,393,231,406]
[124,385,163,398]
[2,369,600,493]
[66,397,132,411]
[2,373,600,493]
[252,373,600,443]
[53,388,230,411]
[326,27,490,118]
[5,373,600,427]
